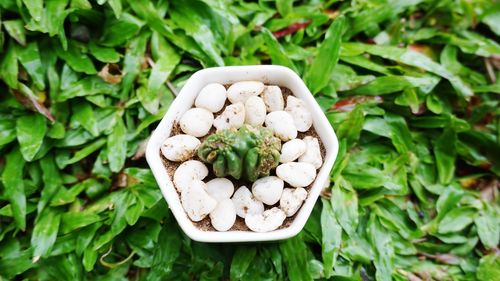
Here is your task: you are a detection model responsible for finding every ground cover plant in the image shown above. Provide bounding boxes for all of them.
[0,0,499,280]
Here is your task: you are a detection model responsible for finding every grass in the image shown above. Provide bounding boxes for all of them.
[0,0,499,280]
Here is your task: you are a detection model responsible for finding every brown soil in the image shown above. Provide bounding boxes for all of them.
[160,86,326,232]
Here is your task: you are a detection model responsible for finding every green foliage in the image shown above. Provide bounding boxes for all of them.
[0,0,498,280]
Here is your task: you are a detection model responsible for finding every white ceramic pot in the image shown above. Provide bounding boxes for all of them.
[146,65,339,242]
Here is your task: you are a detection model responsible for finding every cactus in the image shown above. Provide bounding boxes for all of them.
[198,125,281,182]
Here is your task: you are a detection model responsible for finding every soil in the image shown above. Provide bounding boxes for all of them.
[160,86,327,232]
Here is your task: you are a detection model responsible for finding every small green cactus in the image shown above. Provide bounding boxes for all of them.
[198,125,281,182]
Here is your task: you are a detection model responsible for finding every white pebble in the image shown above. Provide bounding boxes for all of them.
[285,96,313,132]
[206,178,234,202]
[244,96,266,126]
[195,83,227,112]
[213,102,245,131]
[232,186,264,218]
[299,136,323,169]
[161,134,200,162]
[280,139,306,163]
[261,86,284,112]
[173,160,208,192]
[210,198,236,231]
[280,188,308,217]
[276,162,316,188]
[181,180,217,222]
[252,176,284,205]
[264,111,297,141]
[227,81,264,104]
[245,207,286,232]
[179,108,214,137]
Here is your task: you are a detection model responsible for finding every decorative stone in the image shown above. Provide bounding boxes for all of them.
[179,108,214,137]
[244,96,266,126]
[279,139,306,163]
[173,160,208,192]
[252,176,284,205]
[299,136,323,169]
[161,134,200,162]
[261,86,284,112]
[280,188,308,217]
[227,81,264,104]
[245,207,286,232]
[195,83,227,112]
[206,178,234,202]
[276,162,316,188]
[210,198,236,231]
[264,111,297,141]
[232,186,264,218]
[213,102,245,131]
[285,96,312,132]
[181,180,217,222]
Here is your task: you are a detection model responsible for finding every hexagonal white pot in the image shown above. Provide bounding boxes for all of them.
[146,65,339,242]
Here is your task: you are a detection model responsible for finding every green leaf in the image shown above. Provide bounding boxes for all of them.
[476,254,500,281]
[38,153,62,215]
[321,199,342,279]
[47,122,66,139]
[71,101,99,136]
[129,0,172,40]
[17,42,45,89]
[3,20,26,45]
[475,204,500,249]
[434,127,457,185]
[482,9,500,36]
[330,179,358,236]
[61,211,102,234]
[23,0,70,49]
[368,214,393,281]
[375,199,418,239]
[22,0,43,21]
[276,0,293,16]
[64,138,107,166]
[385,113,413,154]
[16,114,47,161]
[57,76,116,102]
[100,13,144,47]
[438,207,477,234]
[170,0,224,66]
[304,16,345,94]
[346,75,439,96]
[0,118,17,147]
[89,42,120,63]
[107,0,122,18]
[335,106,364,147]
[1,149,26,230]
[230,246,257,280]
[0,41,18,89]
[146,226,181,280]
[436,187,464,218]
[342,43,473,99]
[76,223,102,256]
[261,28,297,72]
[56,41,97,74]
[120,31,150,99]
[145,37,180,114]
[0,250,33,279]
[107,116,127,172]
[395,88,421,114]
[280,236,313,281]
[31,207,61,260]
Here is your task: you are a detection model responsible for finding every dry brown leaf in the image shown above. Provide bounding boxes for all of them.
[98,64,123,84]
